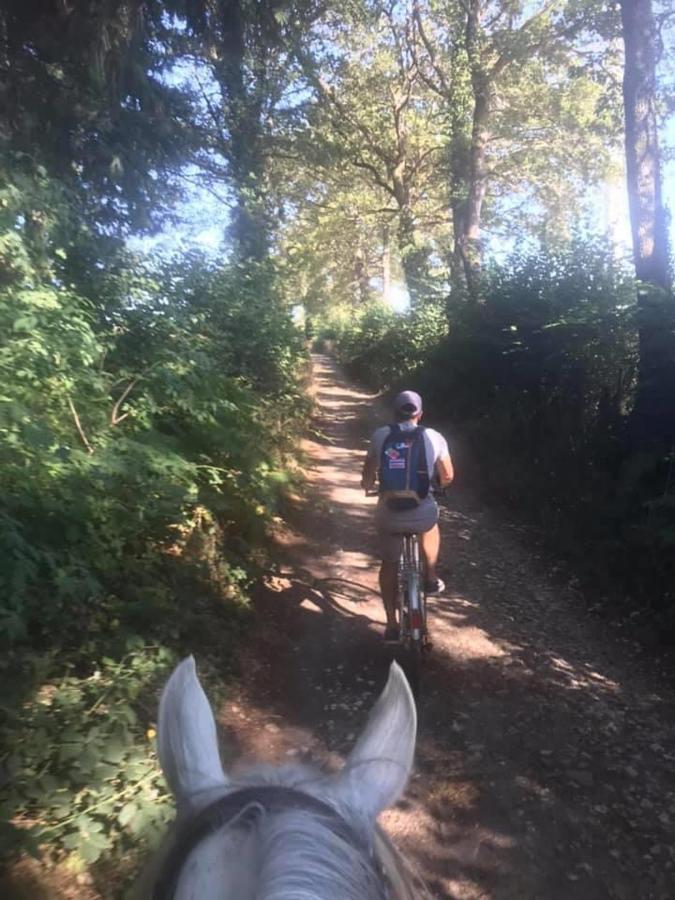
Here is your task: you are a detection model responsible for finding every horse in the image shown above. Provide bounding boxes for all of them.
[140,656,429,899]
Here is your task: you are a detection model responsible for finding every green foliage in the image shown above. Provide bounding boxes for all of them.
[0,211,306,644]
[321,300,448,387]
[0,4,193,234]
[0,166,307,879]
[0,645,175,868]
[421,242,637,515]
[326,241,675,626]
[0,0,312,872]
[282,0,623,307]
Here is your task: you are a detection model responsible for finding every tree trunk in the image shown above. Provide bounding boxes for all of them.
[449,115,470,306]
[215,0,269,262]
[454,87,489,305]
[620,0,675,443]
[620,0,669,290]
[353,245,370,304]
[451,0,490,306]
[382,224,391,301]
[397,205,430,308]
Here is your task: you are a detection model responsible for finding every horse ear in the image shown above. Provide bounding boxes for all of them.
[333,662,416,822]
[157,656,228,805]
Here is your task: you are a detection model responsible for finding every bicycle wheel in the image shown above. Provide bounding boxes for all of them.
[404,567,424,698]
[394,535,425,698]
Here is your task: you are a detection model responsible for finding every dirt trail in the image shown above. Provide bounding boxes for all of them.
[219,355,675,900]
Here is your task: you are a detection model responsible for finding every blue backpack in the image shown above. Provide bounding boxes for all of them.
[379,425,430,511]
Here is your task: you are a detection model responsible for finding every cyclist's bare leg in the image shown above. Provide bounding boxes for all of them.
[379,561,398,627]
[420,524,440,580]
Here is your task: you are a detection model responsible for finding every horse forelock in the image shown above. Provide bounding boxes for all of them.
[246,807,386,900]
[171,802,385,900]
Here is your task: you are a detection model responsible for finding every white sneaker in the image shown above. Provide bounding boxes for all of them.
[424,578,445,595]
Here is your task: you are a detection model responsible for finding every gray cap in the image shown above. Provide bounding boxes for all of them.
[394,390,423,418]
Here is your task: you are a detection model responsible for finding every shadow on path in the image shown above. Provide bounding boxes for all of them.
[220,355,675,900]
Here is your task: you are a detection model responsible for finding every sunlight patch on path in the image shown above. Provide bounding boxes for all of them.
[426,595,508,662]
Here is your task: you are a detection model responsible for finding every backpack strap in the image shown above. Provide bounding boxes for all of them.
[411,427,430,496]
[378,424,402,496]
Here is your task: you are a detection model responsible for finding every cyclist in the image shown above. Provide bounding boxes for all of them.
[361,390,454,642]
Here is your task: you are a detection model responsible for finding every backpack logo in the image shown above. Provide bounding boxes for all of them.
[385,447,405,468]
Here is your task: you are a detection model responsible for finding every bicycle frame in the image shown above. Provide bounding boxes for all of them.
[398,534,426,646]
[395,533,427,697]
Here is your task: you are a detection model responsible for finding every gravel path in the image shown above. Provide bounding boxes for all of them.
[219,354,675,900]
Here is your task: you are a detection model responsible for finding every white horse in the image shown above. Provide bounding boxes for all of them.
[143,657,428,899]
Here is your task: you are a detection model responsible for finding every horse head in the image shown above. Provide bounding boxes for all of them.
[149,656,417,899]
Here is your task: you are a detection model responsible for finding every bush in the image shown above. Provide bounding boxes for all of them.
[418,242,637,516]
[319,300,448,387]
[0,644,175,869]
[324,243,675,628]
[0,252,305,645]
[0,194,308,877]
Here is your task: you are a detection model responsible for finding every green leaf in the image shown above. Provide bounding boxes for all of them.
[118,801,138,827]
[62,831,81,850]
[78,838,104,863]
[128,806,152,835]
[102,738,128,764]
[75,813,96,833]
[12,315,37,332]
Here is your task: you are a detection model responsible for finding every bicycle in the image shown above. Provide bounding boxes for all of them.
[396,531,430,698]
[365,486,443,697]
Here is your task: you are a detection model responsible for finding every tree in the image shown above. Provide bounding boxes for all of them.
[278,174,396,310]
[292,1,450,307]
[619,0,670,291]
[619,0,674,443]
[186,0,274,260]
[412,0,621,303]
[0,0,194,237]
[181,0,319,261]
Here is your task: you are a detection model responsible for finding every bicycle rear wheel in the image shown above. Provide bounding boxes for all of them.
[400,549,424,699]
[401,634,423,698]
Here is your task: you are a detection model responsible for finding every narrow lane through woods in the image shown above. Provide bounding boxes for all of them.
[219,355,675,900]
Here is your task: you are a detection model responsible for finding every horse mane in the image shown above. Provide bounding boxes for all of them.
[240,806,386,900]
[229,765,433,899]
[373,827,433,900]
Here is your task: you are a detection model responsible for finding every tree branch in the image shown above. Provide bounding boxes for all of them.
[412,1,451,98]
[111,378,139,426]
[488,0,563,81]
[195,71,229,147]
[351,158,398,197]
[67,396,94,454]
[410,145,443,174]
[178,171,233,206]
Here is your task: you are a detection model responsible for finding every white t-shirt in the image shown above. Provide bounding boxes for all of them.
[367,422,450,479]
